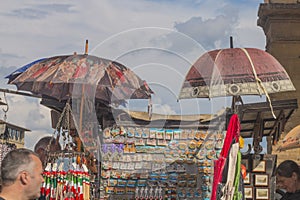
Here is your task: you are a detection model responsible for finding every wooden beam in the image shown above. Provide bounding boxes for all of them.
[268,110,284,136]
[0,88,41,98]
[252,111,263,154]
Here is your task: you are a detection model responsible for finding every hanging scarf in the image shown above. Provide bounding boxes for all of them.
[221,143,239,200]
[211,114,240,200]
[233,151,243,200]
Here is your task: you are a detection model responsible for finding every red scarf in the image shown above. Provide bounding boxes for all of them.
[211,114,240,200]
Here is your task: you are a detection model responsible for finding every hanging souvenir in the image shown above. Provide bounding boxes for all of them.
[100,124,229,200]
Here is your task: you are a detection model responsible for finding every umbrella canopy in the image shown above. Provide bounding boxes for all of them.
[179,47,295,99]
[277,125,300,151]
[8,54,153,103]
[5,58,46,83]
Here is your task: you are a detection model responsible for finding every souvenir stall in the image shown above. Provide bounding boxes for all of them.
[237,99,298,200]
[48,105,248,200]
[177,43,297,200]
[107,99,299,200]
[4,41,154,200]
[40,102,98,200]
[99,128,225,199]
[96,108,244,200]
[47,101,232,199]
[4,40,298,200]
[241,154,277,200]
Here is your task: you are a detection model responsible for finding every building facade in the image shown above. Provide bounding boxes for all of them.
[0,120,30,148]
[258,0,300,164]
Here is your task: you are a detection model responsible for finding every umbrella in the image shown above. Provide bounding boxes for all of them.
[179,47,295,99]
[179,46,295,200]
[6,49,155,167]
[179,47,296,119]
[5,58,46,83]
[7,54,153,104]
[277,125,300,151]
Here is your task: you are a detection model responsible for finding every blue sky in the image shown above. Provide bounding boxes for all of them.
[0,0,266,149]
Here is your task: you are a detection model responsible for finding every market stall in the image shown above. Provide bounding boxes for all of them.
[44,97,297,200]
[237,99,298,200]
[99,108,227,199]
[4,40,298,199]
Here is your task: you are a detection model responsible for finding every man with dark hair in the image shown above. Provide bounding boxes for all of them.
[34,136,61,166]
[0,148,44,200]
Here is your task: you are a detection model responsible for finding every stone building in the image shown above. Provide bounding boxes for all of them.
[0,119,30,148]
[258,0,300,164]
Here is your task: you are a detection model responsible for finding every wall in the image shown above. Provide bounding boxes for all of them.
[258,1,300,164]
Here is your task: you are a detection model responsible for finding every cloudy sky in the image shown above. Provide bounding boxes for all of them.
[0,0,266,149]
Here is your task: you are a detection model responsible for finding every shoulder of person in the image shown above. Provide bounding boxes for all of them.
[281,190,300,200]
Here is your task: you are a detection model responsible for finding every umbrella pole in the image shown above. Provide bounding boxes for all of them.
[231,95,243,114]
[84,40,88,55]
[79,85,85,135]
[230,36,233,48]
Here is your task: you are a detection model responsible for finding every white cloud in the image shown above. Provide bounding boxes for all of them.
[2,94,52,149]
[0,0,266,148]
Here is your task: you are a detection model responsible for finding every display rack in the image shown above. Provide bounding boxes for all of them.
[99,125,226,200]
[42,102,97,200]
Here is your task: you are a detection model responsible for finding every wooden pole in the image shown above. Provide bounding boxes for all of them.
[79,85,85,135]
[84,40,88,55]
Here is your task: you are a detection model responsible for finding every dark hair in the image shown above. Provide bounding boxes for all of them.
[276,160,300,180]
[1,148,38,186]
[34,136,61,152]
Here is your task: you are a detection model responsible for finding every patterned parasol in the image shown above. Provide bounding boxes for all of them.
[8,54,153,104]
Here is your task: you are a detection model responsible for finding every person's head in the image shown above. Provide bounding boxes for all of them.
[0,148,44,199]
[276,160,300,193]
[34,136,61,164]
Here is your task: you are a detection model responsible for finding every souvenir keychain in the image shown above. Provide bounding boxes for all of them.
[135,187,140,199]
[103,128,111,139]
[135,128,142,138]
[101,144,109,161]
[142,128,150,139]
[117,144,125,160]
[110,143,118,161]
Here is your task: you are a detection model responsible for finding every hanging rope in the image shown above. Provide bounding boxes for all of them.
[241,48,276,119]
[41,101,92,200]
[46,101,75,153]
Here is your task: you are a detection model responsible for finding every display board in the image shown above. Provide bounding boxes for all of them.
[99,125,226,199]
[242,154,277,200]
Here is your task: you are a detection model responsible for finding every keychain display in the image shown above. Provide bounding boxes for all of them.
[41,102,97,200]
[40,152,91,200]
[99,125,226,199]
